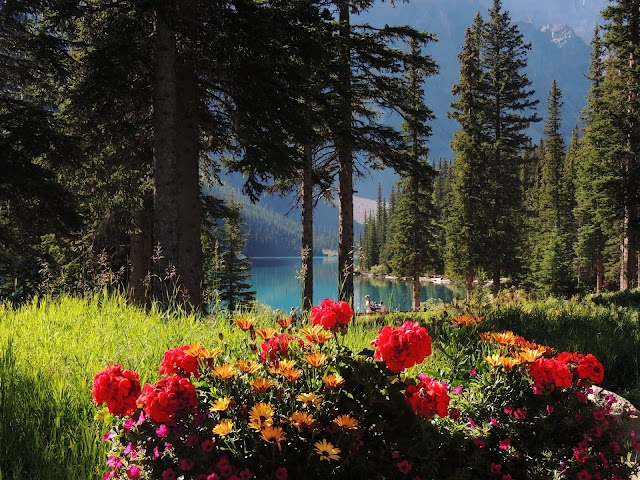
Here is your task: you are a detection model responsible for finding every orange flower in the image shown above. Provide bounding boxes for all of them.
[255,328,278,340]
[297,392,323,408]
[252,377,276,393]
[210,397,232,412]
[485,354,521,371]
[281,368,303,382]
[213,419,234,436]
[479,332,492,342]
[261,426,286,446]
[300,324,333,344]
[276,317,293,328]
[248,403,275,431]
[235,318,256,331]
[266,364,280,375]
[184,343,222,359]
[323,374,345,389]
[450,315,484,327]
[236,359,262,374]
[304,353,328,368]
[212,364,237,380]
[333,415,358,429]
[277,359,297,371]
[314,439,341,461]
[517,348,546,363]
[289,411,315,430]
[493,331,517,345]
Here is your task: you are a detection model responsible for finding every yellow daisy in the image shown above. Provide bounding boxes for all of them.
[212,419,234,436]
[260,426,286,445]
[296,392,323,408]
[210,397,232,412]
[248,403,275,431]
[252,377,276,393]
[314,439,341,461]
[236,359,262,374]
[333,414,358,430]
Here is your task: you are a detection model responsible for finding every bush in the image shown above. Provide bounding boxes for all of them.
[94,306,639,479]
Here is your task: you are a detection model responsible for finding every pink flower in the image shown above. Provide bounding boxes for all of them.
[514,408,527,420]
[162,469,177,480]
[470,368,478,376]
[490,463,502,474]
[504,404,514,415]
[499,438,511,450]
[467,418,477,429]
[453,385,463,395]
[546,404,554,414]
[126,465,141,480]
[473,438,486,448]
[180,458,194,471]
[106,456,123,468]
[156,424,169,437]
[397,460,412,474]
[593,410,606,421]
[490,417,499,427]
[239,469,254,480]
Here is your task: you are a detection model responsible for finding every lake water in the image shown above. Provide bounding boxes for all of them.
[250,256,463,313]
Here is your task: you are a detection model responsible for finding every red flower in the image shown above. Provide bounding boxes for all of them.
[397,460,412,474]
[576,354,605,385]
[159,345,199,377]
[373,321,432,373]
[259,333,294,363]
[92,364,141,416]
[405,376,450,418]
[137,376,198,424]
[529,357,572,390]
[311,298,353,331]
[275,467,288,480]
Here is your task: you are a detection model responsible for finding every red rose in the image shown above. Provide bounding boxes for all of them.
[373,321,432,373]
[137,376,198,424]
[92,364,141,416]
[159,345,199,377]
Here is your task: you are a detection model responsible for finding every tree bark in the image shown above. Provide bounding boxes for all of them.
[492,269,500,297]
[412,274,420,311]
[466,271,474,303]
[337,0,354,304]
[153,12,180,304]
[176,0,202,310]
[301,144,314,312]
[128,192,153,307]
[596,247,604,294]
[620,203,638,291]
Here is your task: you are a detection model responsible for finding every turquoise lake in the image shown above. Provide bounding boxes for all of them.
[249,256,463,313]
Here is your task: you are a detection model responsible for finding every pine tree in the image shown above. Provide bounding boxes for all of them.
[218,196,255,311]
[482,0,540,291]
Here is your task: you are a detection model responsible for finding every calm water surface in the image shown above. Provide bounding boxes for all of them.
[250,256,463,312]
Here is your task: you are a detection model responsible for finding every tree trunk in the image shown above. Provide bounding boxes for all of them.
[176,0,202,310]
[596,247,604,294]
[412,274,420,311]
[128,192,153,307]
[301,144,314,312]
[492,269,500,297]
[466,271,474,303]
[620,203,638,291]
[153,12,180,304]
[337,0,354,304]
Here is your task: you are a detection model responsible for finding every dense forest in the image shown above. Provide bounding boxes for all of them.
[3,0,640,311]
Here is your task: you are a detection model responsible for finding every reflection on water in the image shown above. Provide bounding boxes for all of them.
[250,257,463,312]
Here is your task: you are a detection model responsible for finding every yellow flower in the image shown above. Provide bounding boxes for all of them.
[297,392,323,408]
[276,317,292,328]
[493,331,517,345]
[289,411,315,430]
[235,318,256,331]
[184,343,222,359]
[236,359,262,374]
[333,415,358,430]
[300,324,333,344]
[323,374,345,389]
[252,377,276,393]
[267,364,280,375]
[213,419,234,436]
[248,403,275,431]
[212,364,237,380]
[210,397,232,412]
[314,439,341,461]
[260,426,286,445]
[484,354,521,371]
[304,353,328,368]
[300,324,323,337]
[485,353,502,367]
[517,348,545,363]
[281,368,303,382]
[255,328,277,340]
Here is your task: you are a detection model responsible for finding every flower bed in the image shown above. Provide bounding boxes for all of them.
[94,302,639,479]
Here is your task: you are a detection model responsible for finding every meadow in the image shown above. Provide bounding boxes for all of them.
[0,292,639,478]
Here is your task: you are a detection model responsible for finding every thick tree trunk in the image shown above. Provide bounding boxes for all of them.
[128,192,153,307]
[412,274,420,311]
[337,0,354,304]
[176,0,202,310]
[301,144,314,312]
[466,271,474,302]
[153,12,180,304]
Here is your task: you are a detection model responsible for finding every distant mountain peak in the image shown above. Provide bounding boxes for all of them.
[539,24,577,48]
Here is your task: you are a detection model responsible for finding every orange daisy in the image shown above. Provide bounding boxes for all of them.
[300,324,333,344]
[213,419,234,436]
[304,353,328,368]
[235,318,256,331]
[248,403,275,431]
[210,397,232,412]
[252,377,276,393]
[255,328,277,340]
[276,317,293,328]
[277,359,297,371]
[450,315,484,327]
[260,426,286,446]
[492,331,517,345]
[289,411,315,430]
[333,415,358,430]
[297,392,323,408]
[212,364,237,380]
[236,359,262,374]
[314,439,341,461]
[184,343,222,359]
[517,348,546,363]
[281,368,303,382]
[323,374,345,389]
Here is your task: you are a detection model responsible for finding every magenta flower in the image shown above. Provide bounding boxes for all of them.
[126,465,142,480]
[156,424,169,437]
[499,438,511,450]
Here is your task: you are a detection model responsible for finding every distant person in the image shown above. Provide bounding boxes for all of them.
[379,301,387,314]
[364,295,379,313]
[290,307,300,325]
